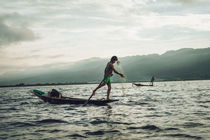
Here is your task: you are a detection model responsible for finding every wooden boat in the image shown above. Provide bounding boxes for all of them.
[132,83,153,87]
[31,89,118,105]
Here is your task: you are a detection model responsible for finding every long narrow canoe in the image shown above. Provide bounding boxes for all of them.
[31,89,118,105]
[132,83,153,87]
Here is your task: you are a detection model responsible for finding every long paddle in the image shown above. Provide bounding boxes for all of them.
[83,93,94,106]
[83,80,104,106]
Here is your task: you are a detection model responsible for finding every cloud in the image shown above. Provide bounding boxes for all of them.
[0,16,37,47]
[0,0,210,78]
[176,0,201,4]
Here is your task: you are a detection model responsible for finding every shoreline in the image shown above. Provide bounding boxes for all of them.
[0,79,209,88]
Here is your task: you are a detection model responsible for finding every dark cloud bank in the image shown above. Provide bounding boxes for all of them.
[0,17,37,46]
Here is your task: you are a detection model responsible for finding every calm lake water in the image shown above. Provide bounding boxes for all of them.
[0,80,210,140]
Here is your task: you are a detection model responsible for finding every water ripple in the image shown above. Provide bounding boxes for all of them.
[66,134,87,138]
[128,125,161,131]
[85,130,120,136]
[164,134,203,139]
[36,119,69,124]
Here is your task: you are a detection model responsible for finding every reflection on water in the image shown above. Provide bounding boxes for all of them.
[0,80,210,139]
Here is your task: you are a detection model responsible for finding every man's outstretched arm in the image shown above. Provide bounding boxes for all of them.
[110,64,124,77]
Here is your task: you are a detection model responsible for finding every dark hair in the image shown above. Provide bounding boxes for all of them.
[111,56,118,62]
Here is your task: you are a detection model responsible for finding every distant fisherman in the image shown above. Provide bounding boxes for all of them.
[150,76,155,86]
[92,56,124,100]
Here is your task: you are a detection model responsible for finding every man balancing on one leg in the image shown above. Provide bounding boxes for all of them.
[83,56,124,106]
[92,56,124,100]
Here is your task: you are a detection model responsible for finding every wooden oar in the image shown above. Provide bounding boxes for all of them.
[83,80,104,106]
[83,93,94,106]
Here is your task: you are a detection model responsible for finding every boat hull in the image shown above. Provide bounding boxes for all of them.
[31,89,118,105]
[133,83,153,87]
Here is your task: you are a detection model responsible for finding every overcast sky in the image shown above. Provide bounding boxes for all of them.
[0,0,210,76]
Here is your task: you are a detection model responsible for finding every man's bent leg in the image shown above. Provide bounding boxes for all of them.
[93,81,106,95]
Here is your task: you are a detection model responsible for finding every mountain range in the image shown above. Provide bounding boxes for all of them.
[0,47,210,86]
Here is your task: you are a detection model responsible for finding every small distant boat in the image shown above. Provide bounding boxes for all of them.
[31,89,118,106]
[133,76,155,87]
[132,83,153,87]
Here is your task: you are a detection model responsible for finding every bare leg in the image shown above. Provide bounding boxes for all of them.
[93,81,106,95]
[107,84,111,100]
[83,81,107,106]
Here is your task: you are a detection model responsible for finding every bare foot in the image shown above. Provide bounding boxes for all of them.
[92,90,96,95]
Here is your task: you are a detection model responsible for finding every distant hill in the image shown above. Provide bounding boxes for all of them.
[0,47,210,86]
[122,48,210,81]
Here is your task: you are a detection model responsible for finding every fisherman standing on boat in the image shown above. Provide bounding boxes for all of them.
[92,56,124,100]
[150,76,155,86]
